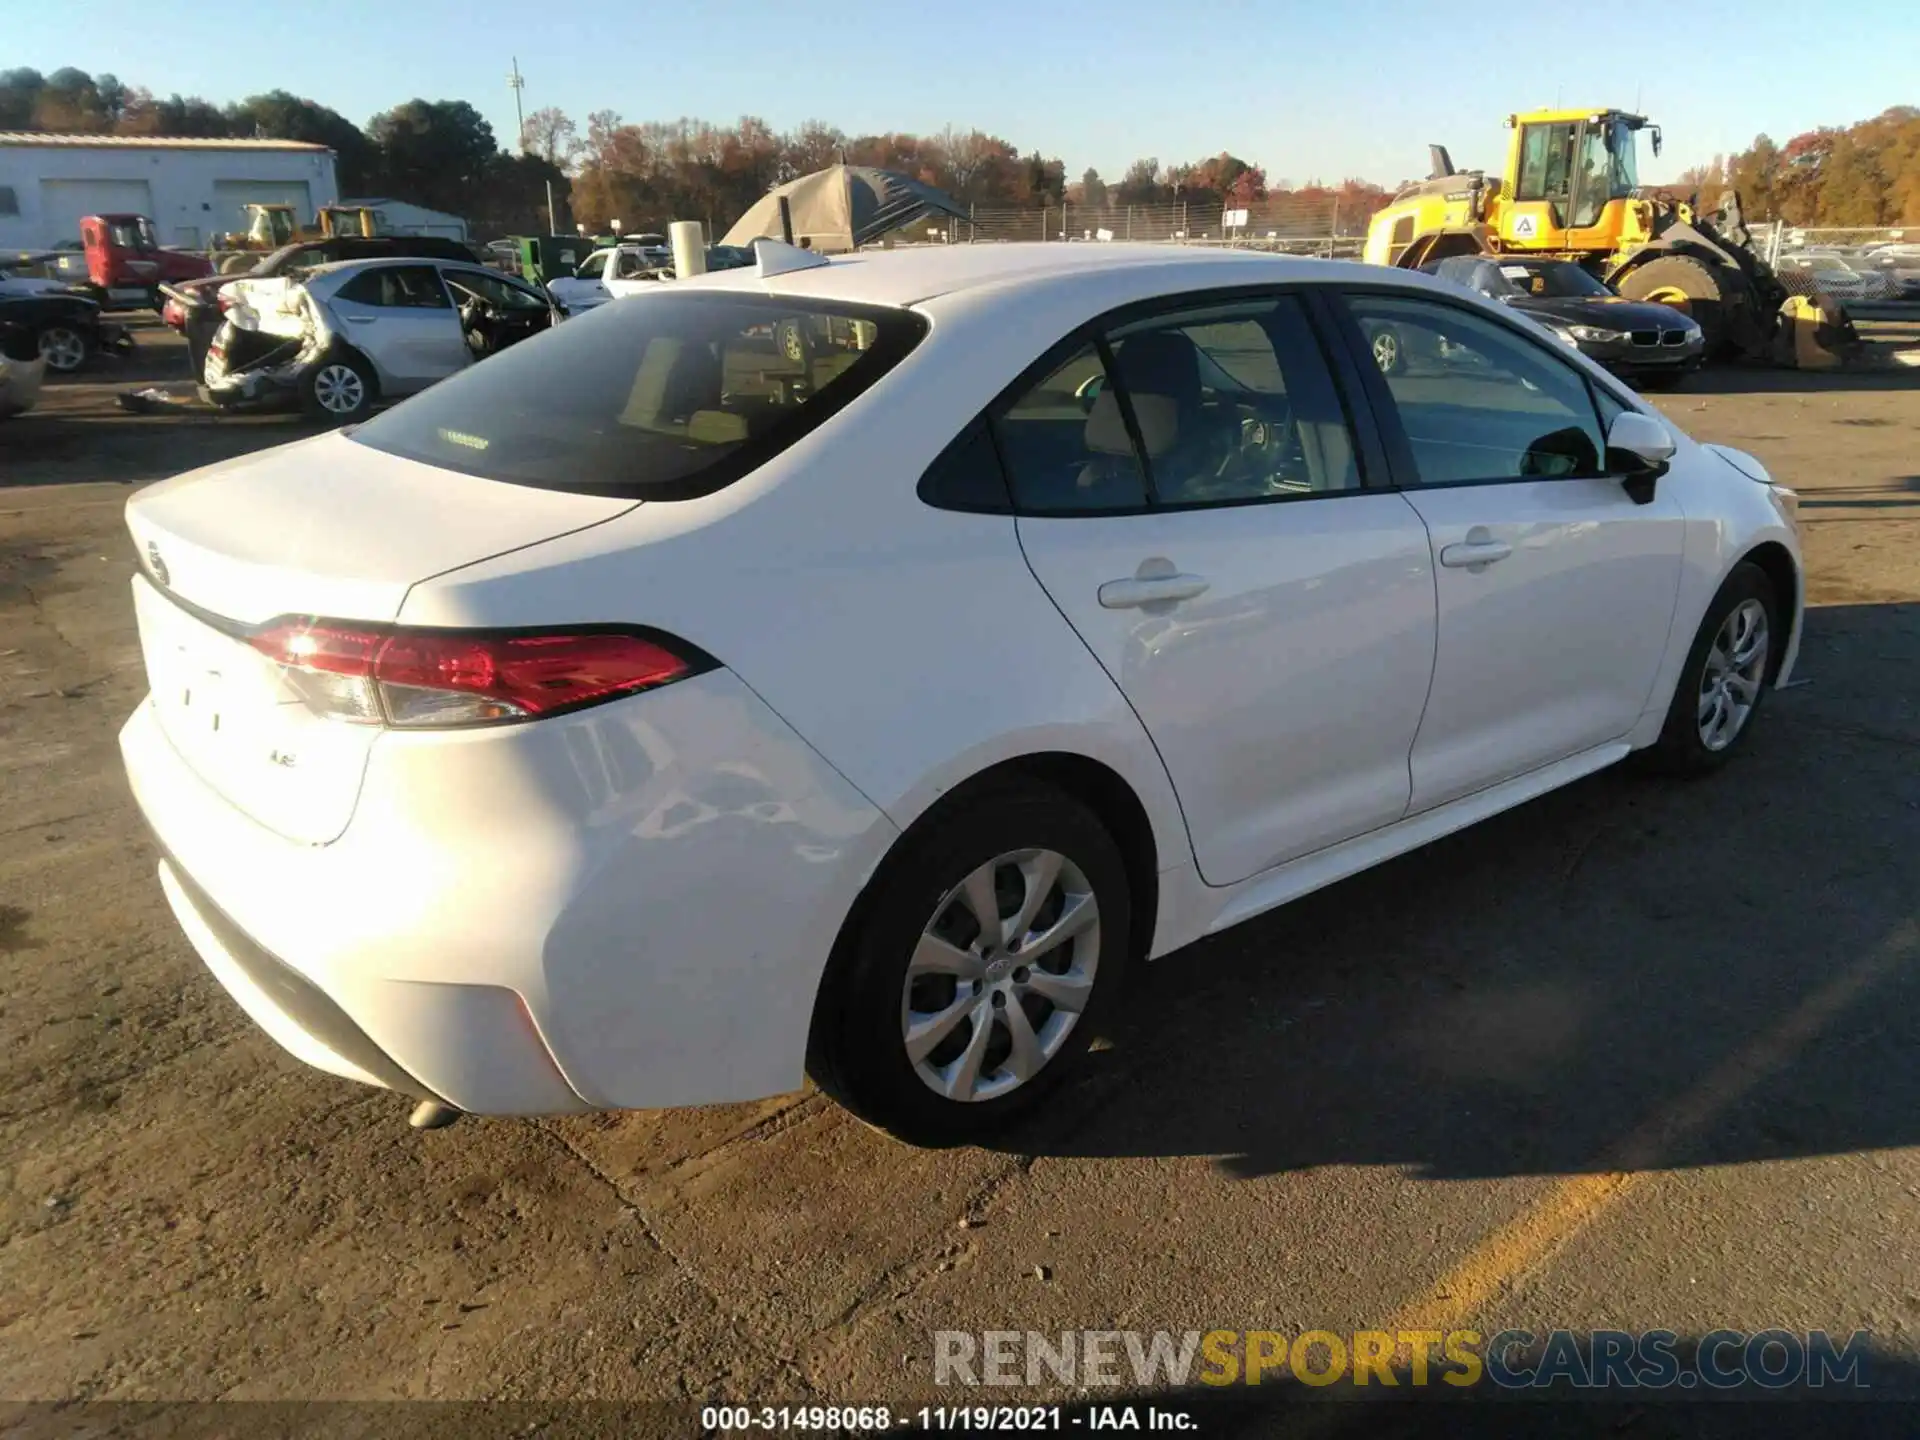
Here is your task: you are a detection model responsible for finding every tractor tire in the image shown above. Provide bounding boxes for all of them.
[1618,254,1748,360]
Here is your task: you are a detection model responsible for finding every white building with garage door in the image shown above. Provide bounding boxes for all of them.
[0,133,339,253]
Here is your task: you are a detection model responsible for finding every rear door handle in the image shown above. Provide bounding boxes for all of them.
[1098,573,1210,609]
[344,315,376,324]
[1439,527,1512,570]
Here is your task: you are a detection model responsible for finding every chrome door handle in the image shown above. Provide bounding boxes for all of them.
[1439,526,1512,570]
[1098,573,1210,609]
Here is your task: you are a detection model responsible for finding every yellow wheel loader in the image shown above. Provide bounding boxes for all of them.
[1363,109,1789,359]
[213,204,392,270]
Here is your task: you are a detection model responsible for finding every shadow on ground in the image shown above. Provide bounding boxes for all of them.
[986,602,1920,1183]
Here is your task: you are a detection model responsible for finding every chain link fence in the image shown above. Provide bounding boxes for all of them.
[1749,222,1920,311]
[907,196,1366,255]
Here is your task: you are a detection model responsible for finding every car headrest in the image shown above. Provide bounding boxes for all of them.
[1112,330,1203,407]
[1085,390,1178,458]
[687,409,748,446]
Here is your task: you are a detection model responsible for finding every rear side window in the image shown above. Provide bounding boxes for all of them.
[335,265,450,309]
[990,342,1149,512]
[351,293,927,499]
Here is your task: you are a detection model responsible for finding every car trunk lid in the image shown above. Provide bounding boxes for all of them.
[126,431,637,844]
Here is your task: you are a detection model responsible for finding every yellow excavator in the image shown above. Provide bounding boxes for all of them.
[1364,108,1790,359]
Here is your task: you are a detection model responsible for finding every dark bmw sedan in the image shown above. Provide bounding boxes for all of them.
[1425,256,1704,390]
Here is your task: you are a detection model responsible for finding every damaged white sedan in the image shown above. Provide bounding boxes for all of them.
[204,257,562,421]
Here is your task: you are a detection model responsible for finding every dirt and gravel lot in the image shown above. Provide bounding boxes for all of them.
[3,320,1918,1433]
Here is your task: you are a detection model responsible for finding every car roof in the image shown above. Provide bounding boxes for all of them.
[665,242,1368,308]
[300,255,498,277]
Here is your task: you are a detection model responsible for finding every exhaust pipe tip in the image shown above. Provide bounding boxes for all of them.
[408,1100,462,1131]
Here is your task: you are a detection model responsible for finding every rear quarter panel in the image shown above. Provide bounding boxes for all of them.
[394,278,1199,890]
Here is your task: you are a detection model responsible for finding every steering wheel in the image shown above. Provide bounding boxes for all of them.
[1227,404,1300,494]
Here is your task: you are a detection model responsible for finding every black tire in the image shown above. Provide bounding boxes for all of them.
[1637,562,1780,777]
[807,782,1132,1146]
[37,324,91,374]
[299,351,377,423]
[1618,253,1737,359]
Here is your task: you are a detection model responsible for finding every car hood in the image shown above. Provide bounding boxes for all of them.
[1510,295,1695,331]
[0,275,86,299]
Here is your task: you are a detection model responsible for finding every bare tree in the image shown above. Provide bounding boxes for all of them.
[521,105,579,168]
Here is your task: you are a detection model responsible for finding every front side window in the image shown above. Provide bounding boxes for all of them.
[575,251,609,280]
[352,293,926,498]
[443,268,547,310]
[1344,294,1605,485]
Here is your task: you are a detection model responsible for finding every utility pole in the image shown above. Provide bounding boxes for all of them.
[507,57,527,153]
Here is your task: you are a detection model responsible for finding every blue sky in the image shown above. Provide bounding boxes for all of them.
[12,0,1917,184]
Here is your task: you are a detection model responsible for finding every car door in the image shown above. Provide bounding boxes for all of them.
[1331,289,1687,813]
[439,267,556,352]
[324,264,465,392]
[1005,292,1439,887]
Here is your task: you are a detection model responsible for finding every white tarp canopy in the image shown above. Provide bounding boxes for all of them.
[721,165,972,253]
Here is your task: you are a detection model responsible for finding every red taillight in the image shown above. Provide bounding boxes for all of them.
[247,621,703,727]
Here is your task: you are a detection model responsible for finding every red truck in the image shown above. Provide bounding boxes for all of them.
[74,214,214,311]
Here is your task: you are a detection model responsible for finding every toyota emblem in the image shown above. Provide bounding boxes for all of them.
[147,541,169,589]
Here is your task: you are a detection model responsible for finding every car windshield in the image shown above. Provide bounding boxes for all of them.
[1504,261,1612,298]
[351,292,928,499]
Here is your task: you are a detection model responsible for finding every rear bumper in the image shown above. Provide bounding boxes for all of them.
[120,667,896,1115]
[155,849,456,1105]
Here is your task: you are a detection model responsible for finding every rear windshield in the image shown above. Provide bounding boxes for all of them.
[350,292,928,499]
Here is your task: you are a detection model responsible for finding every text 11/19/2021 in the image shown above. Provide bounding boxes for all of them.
[702,1405,1198,1431]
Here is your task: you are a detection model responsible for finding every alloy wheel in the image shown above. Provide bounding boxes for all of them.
[1371,329,1399,372]
[1698,597,1769,751]
[39,327,86,373]
[311,363,366,415]
[901,848,1100,1103]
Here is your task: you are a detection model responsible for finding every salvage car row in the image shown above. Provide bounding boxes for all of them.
[4,238,1715,429]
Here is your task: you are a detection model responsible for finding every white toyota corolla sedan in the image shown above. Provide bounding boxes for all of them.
[119,241,1802,1146]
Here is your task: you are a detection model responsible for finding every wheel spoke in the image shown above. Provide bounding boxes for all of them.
[1002,1000,1045,1083]
[958,862,1005,951]
[1006,851,1063,947]
[1697,686,1720,722]
[1018,891,1097,963]
[909,932,984,980]
[1724,671,1760,703]
[1023,966,1093,1014]
[906,994,978,1063]
[1701,692,1727,741]
[941,1007,994,1100]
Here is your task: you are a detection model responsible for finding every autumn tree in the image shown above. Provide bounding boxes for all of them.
[520,106,579,168]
